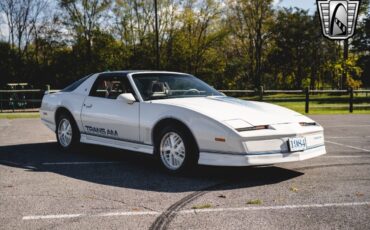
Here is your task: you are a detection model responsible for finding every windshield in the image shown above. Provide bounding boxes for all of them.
[132,73,223,101]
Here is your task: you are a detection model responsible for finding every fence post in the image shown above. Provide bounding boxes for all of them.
[305,87,310,114]
[349,87,353,113]
[45,84,50,93]
[259,86,264,101]
[12,95,15,112]
[0,91,2,113]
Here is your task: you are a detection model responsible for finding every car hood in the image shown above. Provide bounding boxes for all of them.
[151,96,312,126]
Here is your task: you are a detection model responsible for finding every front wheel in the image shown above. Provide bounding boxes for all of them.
[156,125,198,173]
[56,114,80,150]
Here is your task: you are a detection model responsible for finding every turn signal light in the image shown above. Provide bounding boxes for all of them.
[215,137,226,142]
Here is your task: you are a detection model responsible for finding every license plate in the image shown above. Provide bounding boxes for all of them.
[288,137,307,152]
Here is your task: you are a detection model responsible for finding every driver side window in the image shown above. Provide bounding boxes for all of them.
[90,75,134,99]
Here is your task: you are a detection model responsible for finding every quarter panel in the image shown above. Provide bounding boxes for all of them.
[41,92,86,132]
[59,93,87,131]
[40,74,97,132]
[40,93,59,131]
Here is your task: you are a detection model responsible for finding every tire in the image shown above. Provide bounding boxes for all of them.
[155,125,199,174]
[56,113,80,150]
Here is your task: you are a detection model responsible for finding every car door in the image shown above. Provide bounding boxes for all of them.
[81,73,140,143]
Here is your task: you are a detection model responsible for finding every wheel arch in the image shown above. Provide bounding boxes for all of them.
[54,106,81,148]
[152,118,199,151]
[55,107,76,128]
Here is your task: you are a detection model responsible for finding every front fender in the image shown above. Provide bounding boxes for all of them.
[140,103,245,154]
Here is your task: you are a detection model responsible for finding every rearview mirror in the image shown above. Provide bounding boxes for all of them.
[117,93,136,104]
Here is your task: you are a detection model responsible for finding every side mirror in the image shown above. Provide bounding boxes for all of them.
[117,93,136,104]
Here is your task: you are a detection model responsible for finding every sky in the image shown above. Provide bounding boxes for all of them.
[0,14,7,41]
[274,0,317,14]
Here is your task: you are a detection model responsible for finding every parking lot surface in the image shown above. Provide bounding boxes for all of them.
[0,115,369,229]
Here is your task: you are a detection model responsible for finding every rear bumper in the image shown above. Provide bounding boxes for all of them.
[198,145,326,166]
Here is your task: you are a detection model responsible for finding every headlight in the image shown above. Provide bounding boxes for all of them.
[236,125,269,132]
[224,119,271,132]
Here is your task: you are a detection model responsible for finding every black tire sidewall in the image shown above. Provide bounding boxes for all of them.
[155,125,198,173]
[56,114,80,150]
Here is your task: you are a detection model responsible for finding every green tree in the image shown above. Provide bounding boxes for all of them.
[352,12,370,87]
[342,0,369,88]
[228,0,274,89]
[269,8,315,89]
[59,0,111,72]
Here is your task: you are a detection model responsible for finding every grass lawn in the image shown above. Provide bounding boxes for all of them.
[273,101,370,114]
[0,112,40,119]
[237,92,370,114]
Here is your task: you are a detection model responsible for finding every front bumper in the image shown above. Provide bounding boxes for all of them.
[198,145,326,166]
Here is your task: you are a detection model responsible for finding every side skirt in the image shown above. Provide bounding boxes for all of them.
[80,134,154,154]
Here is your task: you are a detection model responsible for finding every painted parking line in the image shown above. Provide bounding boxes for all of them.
[325,140,370,152]
[42,161,121,165]
[23,214,83,220]
[23,211,159,220]
[324,125,370,128]
[326,136,369,139]
[324,155,370,158]
[98,211,159,217]
[22,201,370,221]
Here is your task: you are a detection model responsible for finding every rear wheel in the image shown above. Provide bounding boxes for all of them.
[56,114,80,150]
[156,125,198,173]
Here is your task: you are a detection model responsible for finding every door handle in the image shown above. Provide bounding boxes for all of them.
[84,104,93,108]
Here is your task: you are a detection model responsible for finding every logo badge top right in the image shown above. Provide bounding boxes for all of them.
[317,0,360,40]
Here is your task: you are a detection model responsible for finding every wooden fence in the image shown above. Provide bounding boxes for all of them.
[1,87,369,113]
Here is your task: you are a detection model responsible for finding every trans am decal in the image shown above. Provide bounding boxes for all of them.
[85,125,118,137]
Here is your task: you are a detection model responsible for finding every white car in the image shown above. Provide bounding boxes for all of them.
[40,71,326,173]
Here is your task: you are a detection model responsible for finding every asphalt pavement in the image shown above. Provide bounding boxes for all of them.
[0,115,369,229]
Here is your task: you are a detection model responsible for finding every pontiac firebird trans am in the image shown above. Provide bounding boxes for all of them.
[40,71,326,173]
